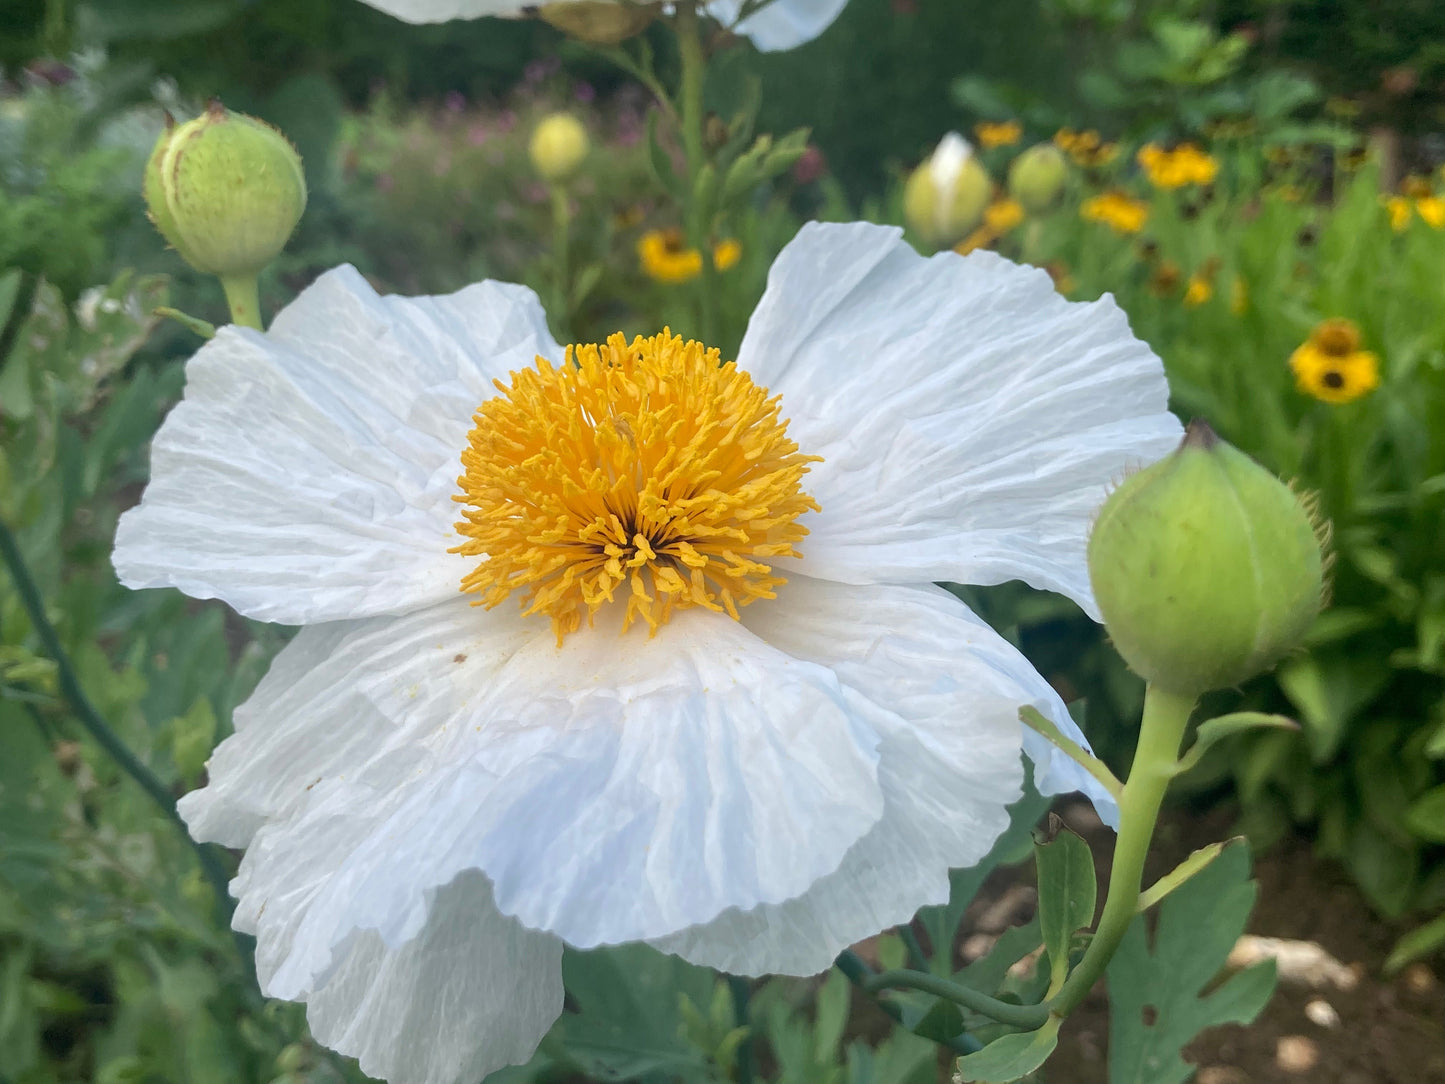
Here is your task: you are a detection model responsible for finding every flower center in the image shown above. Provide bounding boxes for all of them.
[452,331,821,643]
[1313,319,1360,357]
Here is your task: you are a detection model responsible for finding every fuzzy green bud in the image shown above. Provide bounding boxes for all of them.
[143,103,306,278]
[1088,421,1327,698]
[1008,143,1068,215]
[529,113,590,184]
[536,1,659,44]
[903,133,992,249]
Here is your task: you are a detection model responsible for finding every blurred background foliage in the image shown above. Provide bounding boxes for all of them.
[3,0,1445,1080]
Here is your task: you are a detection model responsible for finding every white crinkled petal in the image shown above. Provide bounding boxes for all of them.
[113,265,560,624]
[303,871,563,1084]
[354,0,845,49]
[652,576,1079,975]
[737,221,1183,618]
[706,0,849,50]
[355,0,525,21]
[217,598,885,997]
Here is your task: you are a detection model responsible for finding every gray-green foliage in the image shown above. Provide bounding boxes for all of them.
[1106,843,1276,1084]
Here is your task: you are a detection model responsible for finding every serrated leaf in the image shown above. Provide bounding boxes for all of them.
[1106,843,1275,1084]
[954,1017,1061,1082]
[1034,818,1096,995]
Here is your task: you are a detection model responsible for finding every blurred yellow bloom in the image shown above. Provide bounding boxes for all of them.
[974,120,1022,149]
[1081,191,1149,234]
[953,198,1026,255]
[1288,318,1380,404]
[1053,128,1118,167]
[1183,276,1213,307]
[714,237,743,270]
[1137,143,1218,189]
[1401,175,1433,200]
[1385,196,1413,232]
[638,229,740,283]
[1416,196,1445,228]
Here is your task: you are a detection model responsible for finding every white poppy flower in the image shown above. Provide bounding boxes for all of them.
[113,221,1179,1084]
[357,0,850,53]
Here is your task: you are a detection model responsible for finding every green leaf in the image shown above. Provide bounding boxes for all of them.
[1033,817,1097,995]
[1175,713,1300,775]
[0,268,22,332]
[956,916,1043,998]
[645,111,685,199]
[1106,843,1275,1084]
[1384,911,1445,975]
[917,774,1049,976]
[1138,840,1245,913]
[1405,785,1445,843]
[954,1017,1061,1083]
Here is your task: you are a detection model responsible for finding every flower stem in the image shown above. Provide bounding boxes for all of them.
[835,951,983,1054]
[863,970,1050,1031]
[549,183,572,340]
[0,516,235,928]
[219,273,263,330]
[1048,683,1195,1017]
[672,1,721,346]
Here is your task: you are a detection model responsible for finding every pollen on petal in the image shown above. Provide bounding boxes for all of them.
[452,331,821,642]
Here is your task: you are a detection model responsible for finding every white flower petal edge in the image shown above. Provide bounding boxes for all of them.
[356,0,521,21]
[739,221,1184,619]
[301,871,563,1084]
[354,0,847,50]
[113,265,560,625]
[202,596,888,1006]
[653,576,1061,975]
[707,0,849,51]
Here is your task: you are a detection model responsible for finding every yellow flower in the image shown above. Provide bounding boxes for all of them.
[1401,175,1433,200]
[638,231,743,283]
[1054,128,1117,167]
[1183,276,1213,307]
[1385,195,1412,232]
[1288,318,1380,404]
[1081,190,1149,234]
[713,238,743,270]
[1416,196,1445,229]
[953,199,1026,256]
[1137,143,1219,189]
[974,120,1022,149]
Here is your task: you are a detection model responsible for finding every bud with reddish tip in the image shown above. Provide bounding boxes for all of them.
[1087,421,1328,697]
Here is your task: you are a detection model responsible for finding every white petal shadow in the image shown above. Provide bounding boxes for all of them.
[651,576,1078,975]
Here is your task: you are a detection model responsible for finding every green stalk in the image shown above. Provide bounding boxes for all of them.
[549,183,572,340]
[219,273,263,330]
[864,969,1050,1031]
[672,1,720,345]
[0,517,235,927]
[835,951,983,1054]
[1048,684,1195,1016]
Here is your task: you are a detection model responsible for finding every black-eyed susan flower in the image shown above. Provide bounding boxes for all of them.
[1289,318,1381,404]
[637,230,742,282]
[1137,143,1218,189]
[1081,190,1149,233]
[974,119,1022,149]
[113,222,1181,1084]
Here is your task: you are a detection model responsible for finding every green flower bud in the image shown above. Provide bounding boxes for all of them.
[529,112,590,184]
[1087,421,1327,698]
[1008,143,1069,215]
[537,2,659,45]
[143,103,306,278]
[903,133,992,249]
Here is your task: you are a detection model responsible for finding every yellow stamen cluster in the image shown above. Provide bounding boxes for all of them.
[452,331,820,642]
